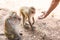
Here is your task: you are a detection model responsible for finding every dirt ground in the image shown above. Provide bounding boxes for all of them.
[0,9,60,40]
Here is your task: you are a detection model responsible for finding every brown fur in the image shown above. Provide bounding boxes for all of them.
[20,7,35,30]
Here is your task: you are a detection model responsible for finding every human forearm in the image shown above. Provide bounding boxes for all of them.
[44,0,59,18]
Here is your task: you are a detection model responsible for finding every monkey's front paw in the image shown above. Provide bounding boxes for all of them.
[31,26,36,31]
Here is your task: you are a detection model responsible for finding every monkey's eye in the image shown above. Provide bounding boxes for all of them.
[31,11,35,13]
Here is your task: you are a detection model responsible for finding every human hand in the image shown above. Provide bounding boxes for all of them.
[38,11,46,19]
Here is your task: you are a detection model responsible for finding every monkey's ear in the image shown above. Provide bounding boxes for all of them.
[9,12,16,18]
[12,12,16,16]
[29,7,35,13]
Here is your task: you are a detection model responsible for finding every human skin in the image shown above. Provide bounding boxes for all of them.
[39,0,60,19]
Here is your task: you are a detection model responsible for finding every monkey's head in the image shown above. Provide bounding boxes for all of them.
[9,11,21,21]
[29,7,35,14]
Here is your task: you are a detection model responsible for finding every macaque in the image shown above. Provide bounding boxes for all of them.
[20,7,35,30]
[39,0,60,19]
[4,12,21,40]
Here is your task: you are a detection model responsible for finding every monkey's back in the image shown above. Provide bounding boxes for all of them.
[20,7,30,19]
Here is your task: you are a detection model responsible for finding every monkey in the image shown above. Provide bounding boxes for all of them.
[20,7,35,30]
[38,0,60,19]
[4,11,21,40]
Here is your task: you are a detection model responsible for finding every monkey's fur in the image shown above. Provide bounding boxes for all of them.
[20,7,35,30]
[4,12,21,40]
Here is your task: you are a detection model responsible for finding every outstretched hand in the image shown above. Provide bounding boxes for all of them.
[38,11,46,19]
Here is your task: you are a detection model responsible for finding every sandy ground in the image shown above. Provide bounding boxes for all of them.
[0,9,60,40]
